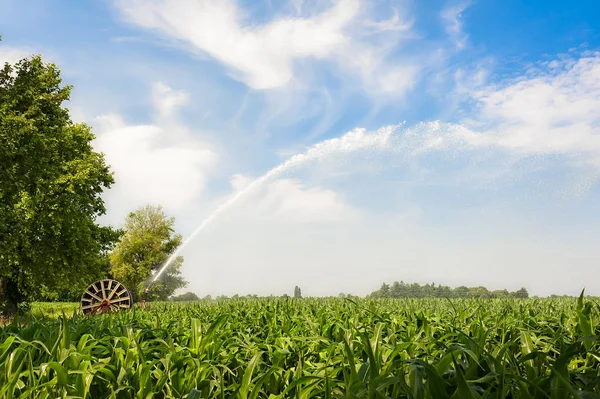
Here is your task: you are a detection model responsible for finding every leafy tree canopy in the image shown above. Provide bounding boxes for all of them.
[370,280,529,299]
[171,291,200,302]
[0,49,120,315]
[109,205,188,301]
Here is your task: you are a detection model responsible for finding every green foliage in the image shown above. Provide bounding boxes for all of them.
[3,296,600,397]
[0,52,119,315]
[109,204,188,300]
[144,256,187,301]
[171,291,201,301]
[294,285,302,298]
[371,280,529,299]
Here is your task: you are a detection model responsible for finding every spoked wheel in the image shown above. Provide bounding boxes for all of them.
[80,279,133,315]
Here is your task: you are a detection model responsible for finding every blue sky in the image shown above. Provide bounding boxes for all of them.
[2,0,600,297]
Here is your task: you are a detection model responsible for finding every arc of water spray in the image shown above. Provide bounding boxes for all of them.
[146,125,398,290]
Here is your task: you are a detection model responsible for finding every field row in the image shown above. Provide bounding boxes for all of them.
[1,297,600,398]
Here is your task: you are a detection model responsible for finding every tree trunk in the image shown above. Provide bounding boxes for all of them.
[0,277,19,317]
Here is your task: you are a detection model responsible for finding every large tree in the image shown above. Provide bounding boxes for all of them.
[0,49,120,315]
[109,205,188,301]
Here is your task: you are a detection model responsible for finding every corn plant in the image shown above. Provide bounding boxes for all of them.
[2,295,600,398]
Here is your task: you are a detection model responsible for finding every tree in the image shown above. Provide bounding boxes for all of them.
[171,291,200,301]
[367,278,536,299]
[109,205,188,301]
[294,286,302,298]
[436,284,453,298]
[512,287,529,299]
[469,286,492,298]
[144,259,187,301]
[409,283,423,298]
[453,286,469,298]
[390,281,402,298]
[379,283,391,298]
[422,282,436,297]
[0,50,120,316]
[493,289,510,298]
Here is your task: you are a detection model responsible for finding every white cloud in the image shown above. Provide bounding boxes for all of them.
[465,52,600,158]
[92,83,218,226]
[371,64,421,95]
[114,0,361,89]
[254,178,359,223]
[152,81,190,119]
[113,0,418,96]
[230,173,253,192]
[0,46,31,66]
[378,51,600,196]
[400,52,600,172]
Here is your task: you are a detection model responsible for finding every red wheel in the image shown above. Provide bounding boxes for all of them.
[80,279,133,315]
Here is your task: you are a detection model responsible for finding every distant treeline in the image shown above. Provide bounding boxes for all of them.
[369,281,529,299]
[169,282,530,302]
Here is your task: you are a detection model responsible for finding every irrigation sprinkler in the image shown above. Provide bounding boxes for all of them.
[80,279,133,315]
[141,287,149,309]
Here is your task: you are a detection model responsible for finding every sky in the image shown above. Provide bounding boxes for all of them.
[1,0,600,297]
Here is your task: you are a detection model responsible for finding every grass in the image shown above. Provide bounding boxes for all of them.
[0,303,80,327]
[30,302,80,318]
[1,295,600,398]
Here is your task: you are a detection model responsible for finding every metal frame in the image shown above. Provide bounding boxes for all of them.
[80,279,133,315]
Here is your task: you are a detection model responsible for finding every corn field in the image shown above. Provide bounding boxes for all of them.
[1,295,600,398]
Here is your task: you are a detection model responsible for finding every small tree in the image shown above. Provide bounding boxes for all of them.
[171,291,200,301]
[379,283,391,298]
[294,286,302,298]
[513,287,529,299]
[469,286,492,298]
[144,256,187,301]
[109,205,188,301]
[453,286,469,298]
[492,289,510,298]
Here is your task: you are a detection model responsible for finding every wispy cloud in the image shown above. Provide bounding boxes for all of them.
[113,0,421,97]
[441,1,472,49]
[152,82,190,120]
[114,0,361,89]
[362,6,414,35]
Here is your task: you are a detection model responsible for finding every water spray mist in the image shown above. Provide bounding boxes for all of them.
[145,125,398,291]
